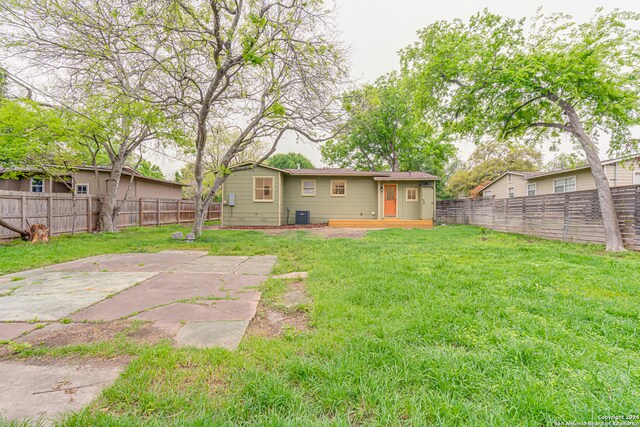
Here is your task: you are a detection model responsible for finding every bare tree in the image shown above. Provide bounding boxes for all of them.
[141,0,349,236]
[0,0,185,232]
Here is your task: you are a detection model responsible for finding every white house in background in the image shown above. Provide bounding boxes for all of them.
[480,155,640,200]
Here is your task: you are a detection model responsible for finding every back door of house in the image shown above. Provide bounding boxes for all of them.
[384,184,397,217]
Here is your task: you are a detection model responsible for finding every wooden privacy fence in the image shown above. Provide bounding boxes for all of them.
[436,185,640,250]
[0,190,221,240]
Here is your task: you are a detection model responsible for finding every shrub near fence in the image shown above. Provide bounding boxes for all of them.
[0,190,221,240]
[436,185,640,250]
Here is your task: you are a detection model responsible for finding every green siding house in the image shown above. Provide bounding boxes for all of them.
[221,165,439,228]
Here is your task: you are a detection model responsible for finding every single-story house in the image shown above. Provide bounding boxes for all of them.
[221,164,439,228]
[0,165,187,200]
[480,156,640,199]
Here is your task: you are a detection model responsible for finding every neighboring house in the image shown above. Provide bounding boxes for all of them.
[0,165,187,200]
[480,156,640,199]
[221,164,439,227]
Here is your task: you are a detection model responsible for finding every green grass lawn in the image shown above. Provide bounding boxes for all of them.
[1,225,640,426]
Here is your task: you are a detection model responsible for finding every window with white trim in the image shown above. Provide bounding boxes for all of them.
[634,171,640,185]
[301,180,316,196]
[507,174,512,182]
[330,180,346,196]
[554,176,576,193]
[484,190,493,197]
[508,187,515,198]
[527,183,537,196]
[406,188,418,202]
[253,177,274,202]
[76,184,89,195]
[31,178,44,193]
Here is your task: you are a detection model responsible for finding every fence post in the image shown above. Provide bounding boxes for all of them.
[156,198,161,226]
[87,198,92,233]
[21,195,27,230]
[139,198,144,226]
[47,195,53,237]
[177,200,181,224]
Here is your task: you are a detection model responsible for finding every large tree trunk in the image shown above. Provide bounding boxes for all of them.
[193,175,226,237]
[98,158,125,232]
[0,218,30,240]
[560,100,625,252]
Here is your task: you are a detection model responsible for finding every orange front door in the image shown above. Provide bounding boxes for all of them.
[384,185,397,217]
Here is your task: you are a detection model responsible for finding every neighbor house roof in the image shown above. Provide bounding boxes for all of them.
[0,165,188,187]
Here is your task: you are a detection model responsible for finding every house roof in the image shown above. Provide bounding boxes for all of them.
[235,163,440,180]
[0,165,188,187]
[477,171,536,193]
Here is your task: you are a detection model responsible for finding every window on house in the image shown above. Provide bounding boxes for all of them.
[76,184,89,195]
[554,176,576,193]
[31,178,44,193]
[331,180,346,196]
[527,183,537,196]
[301,180,316,196]
[634,171,640,185]
[406,188,418,202]
[507,174,512,182]
[253,177,274,202]
[484,190,493,197]
[508,187,515,198]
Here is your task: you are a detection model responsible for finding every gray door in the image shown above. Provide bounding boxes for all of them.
[420,186,434,220]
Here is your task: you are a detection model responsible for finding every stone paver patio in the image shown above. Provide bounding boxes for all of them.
[0,251,276,424]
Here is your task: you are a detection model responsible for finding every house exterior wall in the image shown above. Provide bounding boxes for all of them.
[221,166,282,227]
[0,170,183,199]
[281,175,378,224]
[482,173,528,198]
[377,181,434,220]
[482,160,640,199]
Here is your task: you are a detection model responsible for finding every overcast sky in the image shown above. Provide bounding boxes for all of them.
[158,0,640,175]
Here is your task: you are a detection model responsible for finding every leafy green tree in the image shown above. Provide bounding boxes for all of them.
[544,152,588,172]
[402,9,640,251]
[322,73,455,174]
[446,142,543,198]
[266,153,314,170]
[129,158,165,180]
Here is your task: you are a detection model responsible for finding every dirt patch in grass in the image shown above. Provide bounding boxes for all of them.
[263,227,374,239]
[15,320,169,349]
[224,223,328,230]
[248,281,311,338]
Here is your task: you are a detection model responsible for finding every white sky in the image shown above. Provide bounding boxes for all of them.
[156,0,640,176]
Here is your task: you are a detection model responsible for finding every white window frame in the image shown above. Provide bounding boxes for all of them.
[300,179,316,197]
[507,174,512,183]
[484,190,493,197]
[527,183,537,197]
[406,187,418,202]
[30,177,44,193]
[253,176,275,202]
[634,171,640,185]
[553,176,577,194]
[330,179,347,197]
[508,186,515,198]
[75,183,89,195]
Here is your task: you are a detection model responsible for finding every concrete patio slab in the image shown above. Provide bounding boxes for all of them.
[134,303,243,322]
[0,322,35,341]
[0,272,154,321]
[198,299,259,321]
[44,252,207,273]
[0,361,122,423]
[235,255,278,275]
[169,256,250,274]
[174,320,249,350]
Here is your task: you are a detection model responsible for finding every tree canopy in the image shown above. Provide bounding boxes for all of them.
[401,9,640,251]
[445,142,543,198]
[266,153,314,170]
[322,73,455,174]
